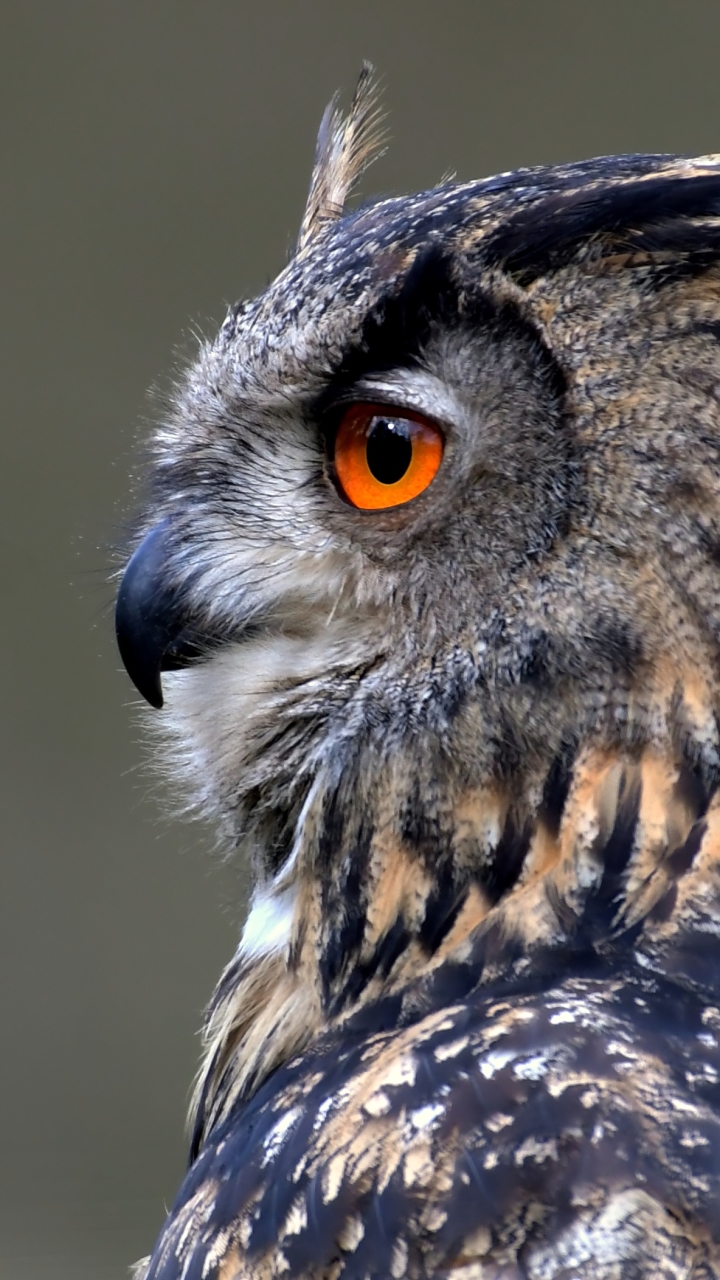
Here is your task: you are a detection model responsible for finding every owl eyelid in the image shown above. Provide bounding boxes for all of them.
[315,359,465,443]
[319,388,411,421]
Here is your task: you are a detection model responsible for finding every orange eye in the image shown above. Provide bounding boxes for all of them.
[332,403,444,510]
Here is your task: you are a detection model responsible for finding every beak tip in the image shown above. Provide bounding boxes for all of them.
[115,601,166,709]
[115,522,174,710]
[147,682,165,711]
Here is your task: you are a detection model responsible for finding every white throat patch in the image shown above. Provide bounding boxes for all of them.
[238,881,298,962]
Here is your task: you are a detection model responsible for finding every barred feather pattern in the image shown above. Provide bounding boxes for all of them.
[142,742,720,1278]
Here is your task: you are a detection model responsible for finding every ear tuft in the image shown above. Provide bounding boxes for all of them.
[297,63,386,252]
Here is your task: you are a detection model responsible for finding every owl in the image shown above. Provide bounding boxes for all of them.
[117,68,720,1279]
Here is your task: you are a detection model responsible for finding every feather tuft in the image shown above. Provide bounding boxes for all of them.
[296,63,386,252]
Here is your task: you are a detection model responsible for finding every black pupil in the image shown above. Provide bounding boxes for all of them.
[366,417,413,485]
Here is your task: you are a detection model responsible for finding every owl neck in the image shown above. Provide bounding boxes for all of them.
[303,742,716,1012]
[190,733,720,1157]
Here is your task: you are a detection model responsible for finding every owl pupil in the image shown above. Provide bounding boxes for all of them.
[366,417,412,485]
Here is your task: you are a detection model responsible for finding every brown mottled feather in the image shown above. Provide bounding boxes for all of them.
[147,754,720,1278]
[118,85,720,1280]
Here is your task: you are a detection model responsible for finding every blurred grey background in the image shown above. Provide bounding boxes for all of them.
[3,2,720,1275]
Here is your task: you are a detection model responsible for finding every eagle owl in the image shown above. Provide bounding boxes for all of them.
[117,69,720,1278]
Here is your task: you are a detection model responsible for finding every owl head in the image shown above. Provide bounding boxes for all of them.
[116,70,720,1039]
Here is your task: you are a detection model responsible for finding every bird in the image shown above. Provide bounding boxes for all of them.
[116,66,720,1279]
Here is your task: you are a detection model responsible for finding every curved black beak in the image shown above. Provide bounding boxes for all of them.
[115,522,198,709]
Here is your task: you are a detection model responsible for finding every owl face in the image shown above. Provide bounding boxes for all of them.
[118,230,574,854]
[117,94,720,894]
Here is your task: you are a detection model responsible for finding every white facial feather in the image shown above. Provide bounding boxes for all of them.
[156,613,385,842]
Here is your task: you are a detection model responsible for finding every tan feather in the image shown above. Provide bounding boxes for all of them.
[296,63,386,252]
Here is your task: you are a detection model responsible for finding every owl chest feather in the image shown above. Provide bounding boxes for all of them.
[140,740,720,1279]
